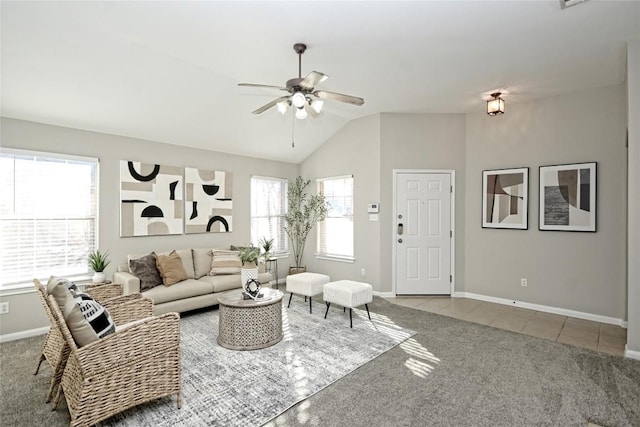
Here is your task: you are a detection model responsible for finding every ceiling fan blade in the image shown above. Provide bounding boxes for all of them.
[299,71,328,90]
[314,90,364,106]
[251,96,291,114]
[239,83,288,91]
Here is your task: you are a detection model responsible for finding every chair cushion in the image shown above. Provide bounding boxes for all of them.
[129,252,162,291]
[47,277,110,347]
[323,280,373,308]
[155,250,189,286]
[209,250,242,275]
[142,279,214,305]
[286,272,330,297]
[71,290,116,339]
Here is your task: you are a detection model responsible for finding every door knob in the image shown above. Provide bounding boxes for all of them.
[398,238,403,243]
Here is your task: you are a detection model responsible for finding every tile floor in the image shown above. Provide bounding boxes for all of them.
[385,296,627,357]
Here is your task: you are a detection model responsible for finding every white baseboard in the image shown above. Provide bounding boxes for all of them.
[453,291,626,327]
[0,326,48,343]
[373,291,395,298]
[624,346,640,360]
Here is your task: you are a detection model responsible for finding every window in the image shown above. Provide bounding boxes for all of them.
[250,176,288,254]
[0,149,98,287]
[317,175,354,261]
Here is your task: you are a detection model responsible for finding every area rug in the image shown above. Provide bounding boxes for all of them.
[103,299,415,426]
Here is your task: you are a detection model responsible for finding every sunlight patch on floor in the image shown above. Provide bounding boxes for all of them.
[400,338,440,379]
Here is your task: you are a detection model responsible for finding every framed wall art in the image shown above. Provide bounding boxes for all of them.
[120,161,184,237]
[482,167,529,230]
[539,162,596,232]
[185,167,233,233]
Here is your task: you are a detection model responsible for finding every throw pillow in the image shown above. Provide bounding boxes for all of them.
[155,250,189,286]
[47,277,99,346]
[70,290,116,340]
[129,252,162,291]
[209,250,242,275]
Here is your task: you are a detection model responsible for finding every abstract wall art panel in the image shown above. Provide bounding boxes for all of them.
[120,161,184,237]
[185,167,233,233]
[482,167,529,230]
[539,162,596,232]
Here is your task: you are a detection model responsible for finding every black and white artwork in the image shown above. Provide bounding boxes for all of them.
[482,167,529,230]
[185,167,233,233]
[539,162,597,232]
[120,161,184,236]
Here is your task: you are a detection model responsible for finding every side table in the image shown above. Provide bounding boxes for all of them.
[264,258,278,288]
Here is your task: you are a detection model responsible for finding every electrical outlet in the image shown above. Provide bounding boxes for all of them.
[361,268,366,277]
[521,278,528,287]
[0,302,9,314]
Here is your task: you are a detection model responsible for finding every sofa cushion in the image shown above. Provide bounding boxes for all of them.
[155,250,189,286]
[198,274,241,293]
[142,279,214,305]
[129,252,162,291]
[209,250,242,275]
[192,248,213,279]
[128,248,195,279]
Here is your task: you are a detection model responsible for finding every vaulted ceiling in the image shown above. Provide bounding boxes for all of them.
[2,1,639,163]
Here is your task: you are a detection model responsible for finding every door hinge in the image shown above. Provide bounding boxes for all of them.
[450,185,453,193]
[450,230,452,238]
[449,275,452,283]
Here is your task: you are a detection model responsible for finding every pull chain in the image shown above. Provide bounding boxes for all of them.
[291,107,295,148]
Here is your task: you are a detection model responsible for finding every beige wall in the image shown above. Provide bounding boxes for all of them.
[0,118,298,336]
[627,41,640,355]
[464,84,628,318]
[379,113,467,293]
[299,115,382,289]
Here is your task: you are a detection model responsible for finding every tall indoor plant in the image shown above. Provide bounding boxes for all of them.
[284,176,328,274]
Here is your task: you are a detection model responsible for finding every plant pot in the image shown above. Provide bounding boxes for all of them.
[92,271,106,284]
[288,266,306,275]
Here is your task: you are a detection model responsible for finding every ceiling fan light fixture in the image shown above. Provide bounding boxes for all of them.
[295,106,308,120]
[310,99,324,114]
[487,92,505,116]
[277,101,289,115]
[292,92,306,108]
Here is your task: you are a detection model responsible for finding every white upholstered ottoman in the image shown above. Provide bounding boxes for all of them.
[286,272,330,314]
[323,280,373,328]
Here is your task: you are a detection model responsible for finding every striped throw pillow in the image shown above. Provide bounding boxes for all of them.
[209,250,242,275]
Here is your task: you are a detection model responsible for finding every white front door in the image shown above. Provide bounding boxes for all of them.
[395,172,452,295]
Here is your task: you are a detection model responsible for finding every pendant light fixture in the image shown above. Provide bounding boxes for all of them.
[487,92,505,116]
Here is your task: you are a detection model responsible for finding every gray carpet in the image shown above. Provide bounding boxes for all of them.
[2,297,639,426]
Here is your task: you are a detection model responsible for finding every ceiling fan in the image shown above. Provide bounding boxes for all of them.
[238,43,364,119]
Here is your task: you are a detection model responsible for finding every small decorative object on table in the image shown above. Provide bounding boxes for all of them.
[88,249,110,284]
[242,278,263,300]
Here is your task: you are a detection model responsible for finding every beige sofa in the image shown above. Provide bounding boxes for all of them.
[113,248,273,315]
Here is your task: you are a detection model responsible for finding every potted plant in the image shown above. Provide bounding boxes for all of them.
[259,237,274,260]
[88,249,110,284]
[238,245,261,293]
[284,176,329,275]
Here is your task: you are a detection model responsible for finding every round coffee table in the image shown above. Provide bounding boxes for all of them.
[217,287,284,350]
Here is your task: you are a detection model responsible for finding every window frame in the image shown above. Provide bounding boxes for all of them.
[0,148,99,290]
[250,175,289,257]
[315,174,355,263]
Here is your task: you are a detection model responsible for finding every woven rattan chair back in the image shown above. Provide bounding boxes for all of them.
[33,279,71,404]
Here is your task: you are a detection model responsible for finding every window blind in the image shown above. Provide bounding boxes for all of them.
[0,149,98,287]
[317,176,354,258]
[250,176,288,253]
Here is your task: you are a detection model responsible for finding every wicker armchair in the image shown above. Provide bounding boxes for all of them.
[33,280,154,405]
[48,294,181,427]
